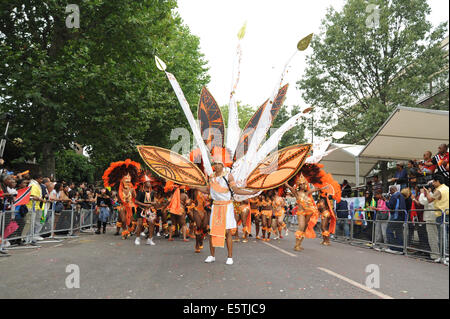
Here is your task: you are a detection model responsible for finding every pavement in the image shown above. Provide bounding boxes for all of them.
[0,226,448,299]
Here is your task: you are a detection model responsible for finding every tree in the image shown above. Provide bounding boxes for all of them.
[55,150,95,184]
[271,105,306,149]
[297,0,448,145]
[0,0,209,179]
[220,102,256,129]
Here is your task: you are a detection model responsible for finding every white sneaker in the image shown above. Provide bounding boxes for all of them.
[273,236,279,240]
[385,248,402,255]
[146,238,155,246]
[134,237,141,245]
[140,232,146,238]
[285,229,289,237]
[156,232,161,237]
[34,236,44,241]
[1,240,11,248]
[433,257,441,263]
[374,247,382,252]
[204,256,216,263]
[226,258,234,265]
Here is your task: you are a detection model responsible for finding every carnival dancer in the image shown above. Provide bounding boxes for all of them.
[102,159,141,240]
[165,182,189,242]
[234,199,251,242]
[190,155,258,265]
[316,196,337,246]
[284,175,328,251]
[186,189,209,253]
[272,190,287,240]
[134,175,157,246]
[260,192,273,242]
[249,196,261,239]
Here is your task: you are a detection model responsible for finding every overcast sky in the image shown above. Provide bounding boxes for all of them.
[175,0,449,110]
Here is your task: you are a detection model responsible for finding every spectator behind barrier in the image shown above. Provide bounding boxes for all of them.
[389,162,408,190]
[385,185,406,253]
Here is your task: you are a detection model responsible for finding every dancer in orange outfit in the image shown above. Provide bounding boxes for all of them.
[284,175,328,251]
[249,196,261,239]
[234,199,251,242]
[316,196,336,246]
[271,191,287,240]
[260,192,273,241]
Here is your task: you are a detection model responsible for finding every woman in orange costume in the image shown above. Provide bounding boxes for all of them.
[316,196,337,246]
[102,159,141,240]
[271,190,287,240]
[165,182,189,242]
[187,189,210,253]
[260,191,273,242]
[249,197,261,239]
[284,175,327,251]
[234,199,251,243]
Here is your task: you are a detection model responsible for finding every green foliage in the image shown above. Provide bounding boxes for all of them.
[0,0,209,179]
[220,102,256,129]
[271,105,306,148]
[55,149,95,183]
[297,0,448,144]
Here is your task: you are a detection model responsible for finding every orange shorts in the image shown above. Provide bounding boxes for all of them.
[262,210,273,218]
[251,208,260,216]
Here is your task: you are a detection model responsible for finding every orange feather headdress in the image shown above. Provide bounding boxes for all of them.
[102,159,141,189]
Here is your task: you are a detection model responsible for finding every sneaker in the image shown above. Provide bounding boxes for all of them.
[146,238,155,246]
[285,229,289,237]
[374,247,382,252]
[433,257,441,263]
[204,256,216,263]
[156,232,161,237]
[33,236,44,241]
[134,237,141,246]
[385,248,402,255]
[2,240,11,248]
[140,232,146,238]
[226,258,234,265]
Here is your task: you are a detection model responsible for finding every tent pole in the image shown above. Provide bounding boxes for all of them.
[355,156,360,188]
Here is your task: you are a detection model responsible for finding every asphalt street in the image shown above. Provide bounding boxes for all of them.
[1,226,448,299]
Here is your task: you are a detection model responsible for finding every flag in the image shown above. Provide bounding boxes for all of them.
[4,221,19,238]
[14,187,31,206]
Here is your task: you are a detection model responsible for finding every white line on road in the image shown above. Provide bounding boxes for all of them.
[262,241,298,257]
[52,244,63,248]
[317,267,394,299]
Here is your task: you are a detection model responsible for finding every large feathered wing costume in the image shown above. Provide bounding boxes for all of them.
[140,32,339,200]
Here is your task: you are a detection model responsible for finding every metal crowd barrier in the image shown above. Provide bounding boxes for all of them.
[0,205,116,250]
[333,209,448,263]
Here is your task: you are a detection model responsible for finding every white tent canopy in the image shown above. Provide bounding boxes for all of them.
[359,106,449,161]
[319,143,378,186]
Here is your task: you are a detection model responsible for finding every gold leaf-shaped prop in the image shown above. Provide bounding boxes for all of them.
[297,33,313,51]
[155,55,167,71]
[244,144,312,190]
[237,21,247,40]
[137,145,207,187]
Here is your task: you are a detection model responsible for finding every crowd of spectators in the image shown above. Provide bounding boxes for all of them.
[0,160,119,249]
[334,143,449,263]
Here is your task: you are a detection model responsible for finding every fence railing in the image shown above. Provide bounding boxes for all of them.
[331,208,448,263]
[0,206,118,251]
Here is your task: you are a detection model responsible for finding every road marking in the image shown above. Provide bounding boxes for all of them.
[262,241,297,257]
[317,267,394,299]
[53,244,63,248]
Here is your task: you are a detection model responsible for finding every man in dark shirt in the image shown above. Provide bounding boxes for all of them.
[385,185,406,253]
[335,200,350,239]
